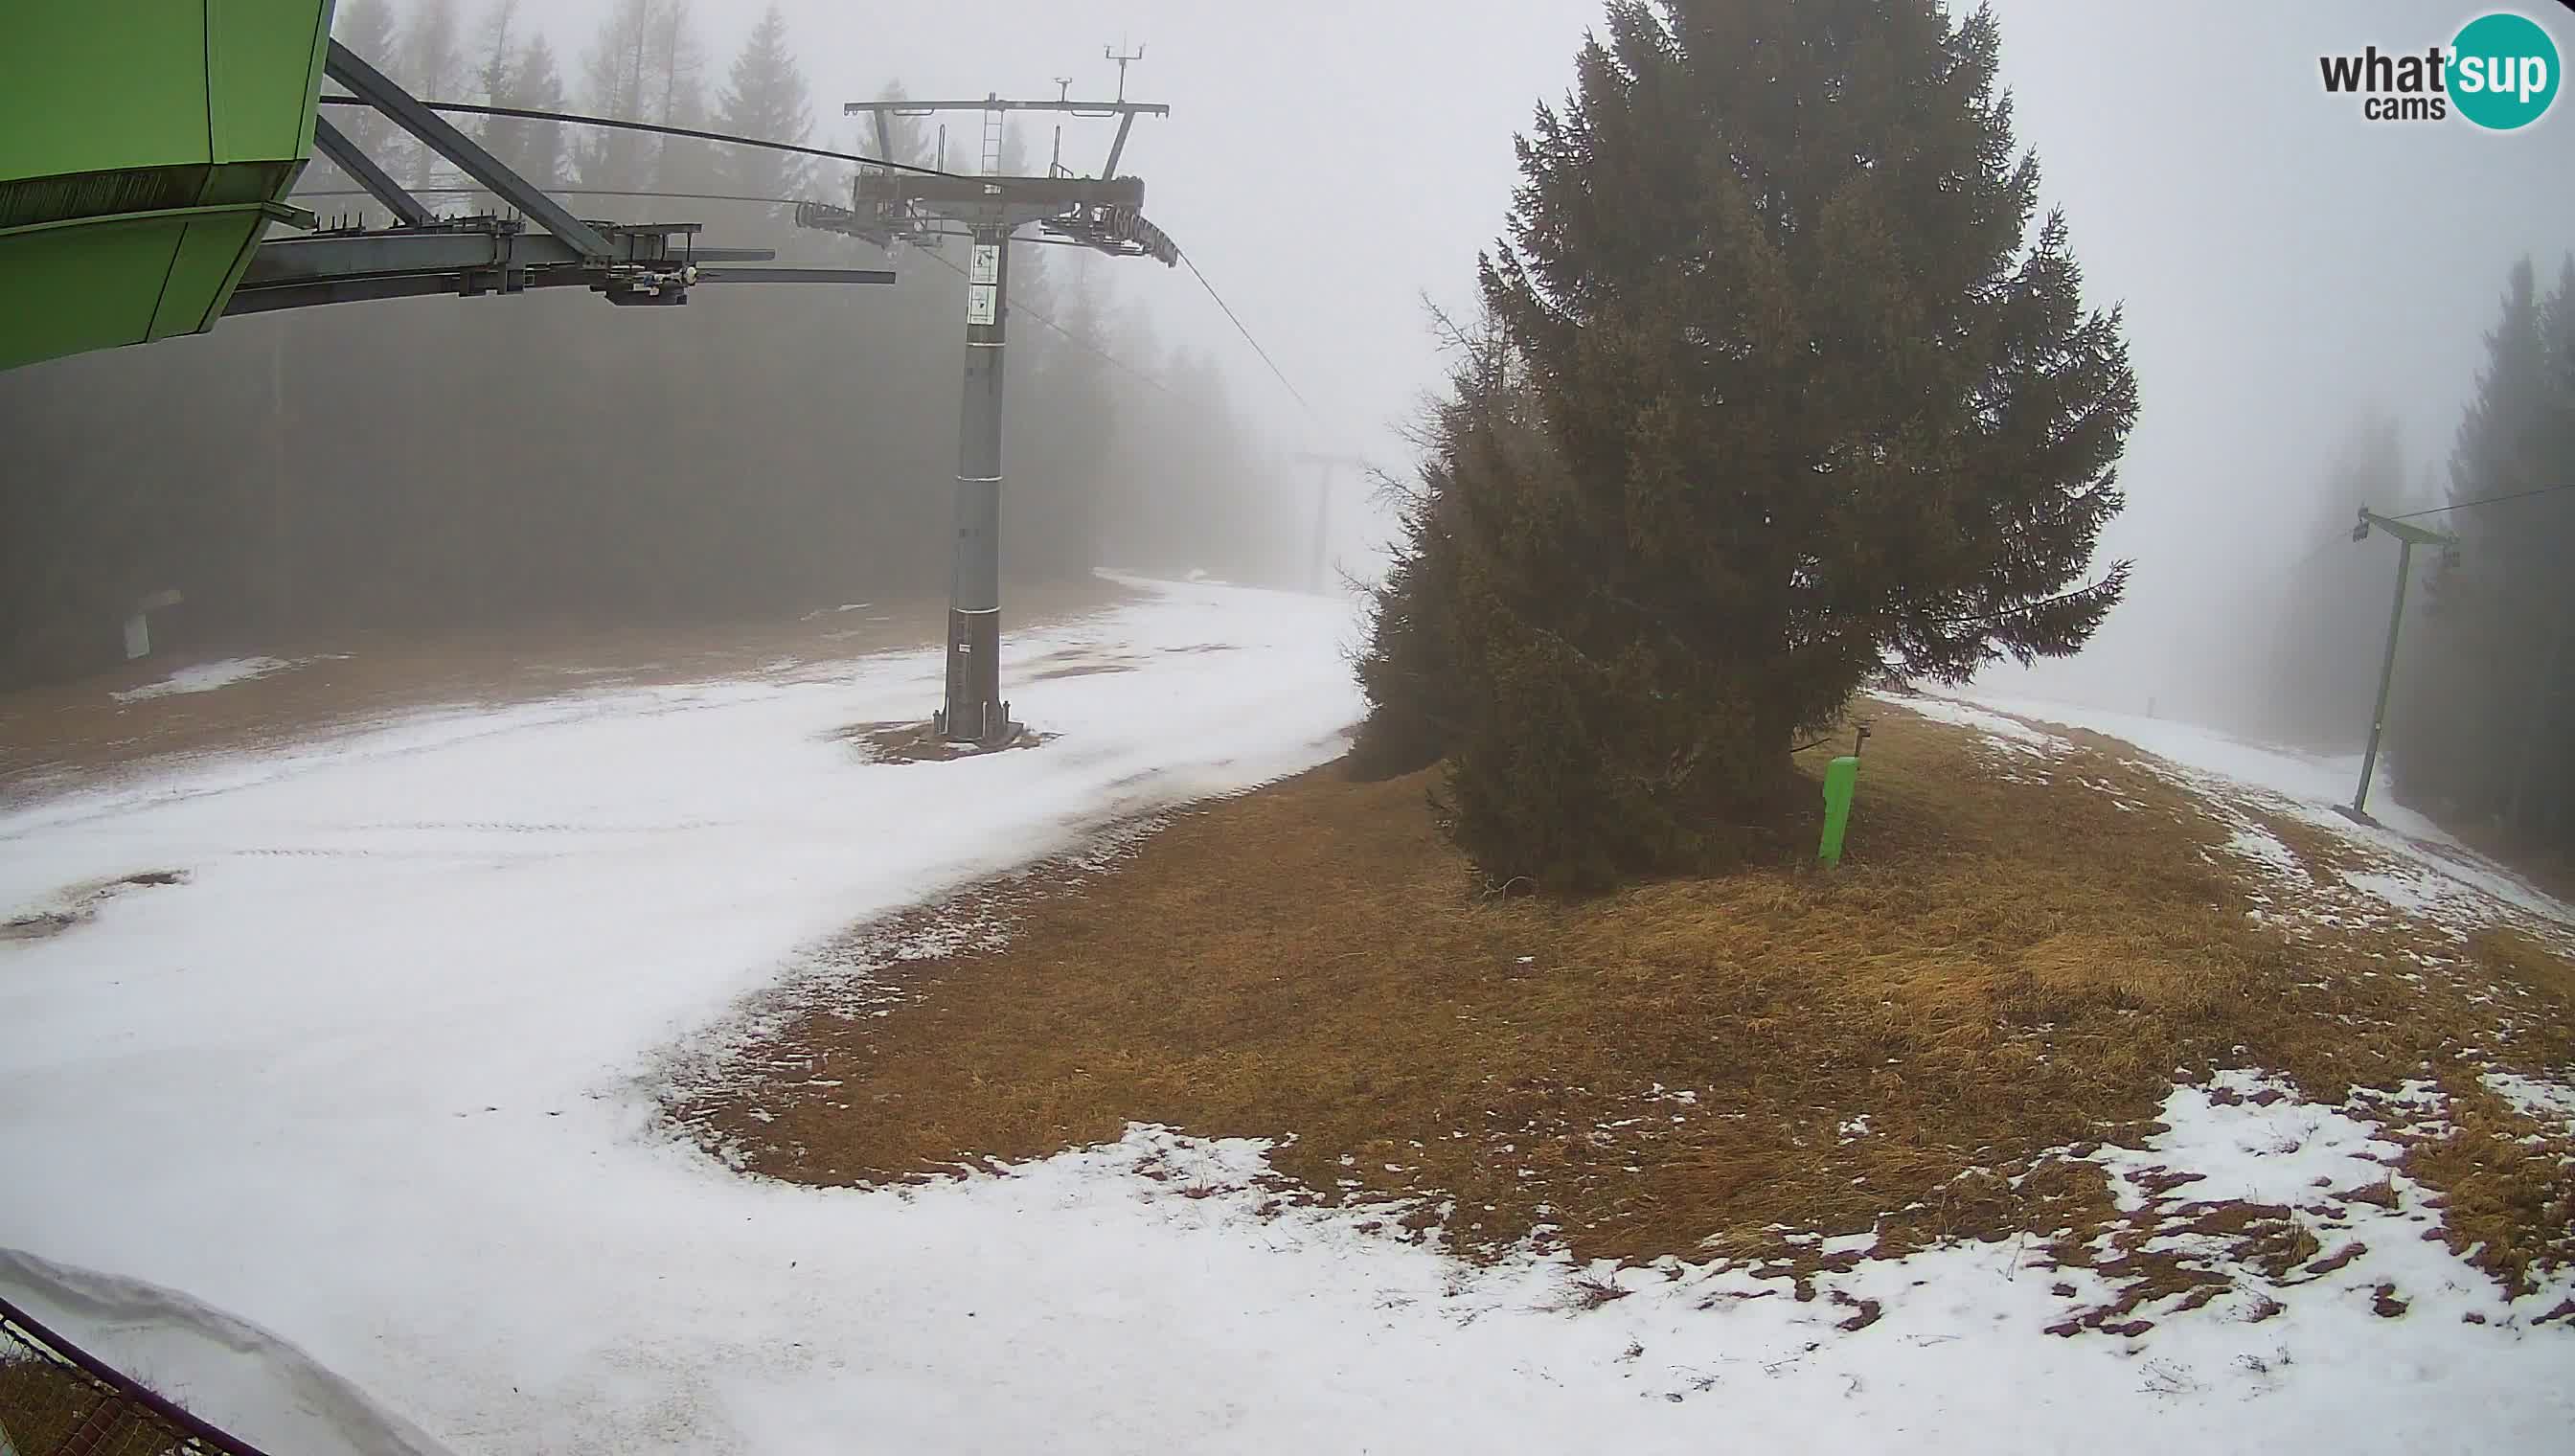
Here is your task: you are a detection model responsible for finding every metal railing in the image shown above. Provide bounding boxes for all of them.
[0,1297,270,1456]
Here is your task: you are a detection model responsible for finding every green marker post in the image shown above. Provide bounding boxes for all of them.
[1819,756,1861,867]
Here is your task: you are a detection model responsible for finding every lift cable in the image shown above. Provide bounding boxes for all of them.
[1174,248,1314,419]
[314,94,960,179]
[286,182,1182,398]
[2387,483,2572,521]
[909,244,1182,401]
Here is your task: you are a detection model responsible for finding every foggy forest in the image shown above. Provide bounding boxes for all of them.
[1,0,1308,687]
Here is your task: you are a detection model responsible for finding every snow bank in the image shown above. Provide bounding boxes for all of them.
[0,1249,455,1456]
[109,656,301,703]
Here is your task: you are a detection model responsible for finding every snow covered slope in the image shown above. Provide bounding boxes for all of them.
[4,588,2568,1453]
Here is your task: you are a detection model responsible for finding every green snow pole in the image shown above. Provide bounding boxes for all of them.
[1818,756,1861,867]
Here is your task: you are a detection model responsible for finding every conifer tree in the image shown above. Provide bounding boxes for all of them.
[487,33,565,190]
[396,0,466,187]
[2393,257,2575,840]
[713,6,813,203]
[328,0,401,170]
[1362,0,2139,889]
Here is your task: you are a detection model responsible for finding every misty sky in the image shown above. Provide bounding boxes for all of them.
[517,0,2573,713]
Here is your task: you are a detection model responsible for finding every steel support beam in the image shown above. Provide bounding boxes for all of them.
[323,41,615,259]
[2353,536,2414,822]
[1289,455,1373,596]
[1103,113,1138,179]
[229,225,889,316]
[855,173,1141,221]
[696,267,898,285]
[845,99,1170,119]
[227,271,525,314]
[239,228,763,285]
[833,87,1170,745]
[938,226,1012,744]
[311,116,437,228]
[1309,462,1333,594]
[2346,508,2458,823]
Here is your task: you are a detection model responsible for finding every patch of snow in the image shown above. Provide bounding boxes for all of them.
[2095,1071,2399,1213]
[2075,1071,2574,1354]
[1869,691,2072,757]
[2481,1071,2575,1137]
[1960,691,2571,931]
[2223,822,2303,882]
[109,657,299,703]
[2338,866,2476,921]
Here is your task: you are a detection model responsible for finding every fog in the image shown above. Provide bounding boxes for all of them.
[7,1,2570,725]
[647,0,2572,726]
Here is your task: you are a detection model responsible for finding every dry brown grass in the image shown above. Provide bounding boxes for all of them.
[0,1354,184,1456]
[674,703,2575,1301]
[0,577,1130,801]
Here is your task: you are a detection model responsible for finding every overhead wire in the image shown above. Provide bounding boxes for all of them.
[2387,483,2572,521]
[2270,483,2574,572]
[313,94,959,178]
[308,95,1312,422]
[1174,248,1315,420]
[286,180,1178,396]
[909,245,1181,401]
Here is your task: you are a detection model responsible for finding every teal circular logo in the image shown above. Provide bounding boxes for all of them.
[2451,12,2561,130]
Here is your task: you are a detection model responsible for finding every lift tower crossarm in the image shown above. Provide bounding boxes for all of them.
[854,174,1142,219]
[844,99,1170,118]
[841,97,1168,184]
[2355,509,2455,549]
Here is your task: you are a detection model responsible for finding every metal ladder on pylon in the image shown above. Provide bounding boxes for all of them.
[978,102,1006,176]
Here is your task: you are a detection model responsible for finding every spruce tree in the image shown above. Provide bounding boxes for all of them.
[491,34,566,190]
[2393,257,2575,840]
[577,0,658,192]
[644,1,714,196]
[396,0,466,187]
[328,0,401,167]
[1369,0,2139,890]
[713,6,813,203]
[471,0,517,112]
[2256,409,2409,749]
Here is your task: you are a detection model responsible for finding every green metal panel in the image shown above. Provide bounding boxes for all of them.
[0,2,337,373]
